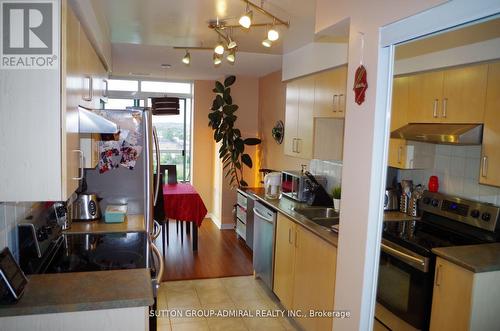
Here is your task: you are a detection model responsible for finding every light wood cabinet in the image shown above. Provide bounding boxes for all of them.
[407,64,487,124]
[314,66,347,118]
[388,138,408,168]
[284,76,314,159]
[480,62,500,187]
[0,1,81,201]
[391,76,409,131]
[273,214,296,310]
[430,257,500,331]
[273,213,337,331]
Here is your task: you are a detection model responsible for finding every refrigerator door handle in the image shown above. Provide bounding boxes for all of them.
[153,126,161,206]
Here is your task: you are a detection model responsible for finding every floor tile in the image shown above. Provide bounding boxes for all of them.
[206,317,248,331]
[196,287,233,306]
[243,317,286,331]
[157,318,172,331]
[170,320,210,331]
[167,291,201,309]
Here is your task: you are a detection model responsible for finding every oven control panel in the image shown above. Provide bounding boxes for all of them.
[421,191,500,232]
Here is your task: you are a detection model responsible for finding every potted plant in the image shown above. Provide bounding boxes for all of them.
[208,75,261,188]
[332,186,342,212]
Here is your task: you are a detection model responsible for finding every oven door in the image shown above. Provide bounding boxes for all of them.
[376,240,434,330]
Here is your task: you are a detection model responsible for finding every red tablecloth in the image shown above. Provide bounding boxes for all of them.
[163,183,207,227]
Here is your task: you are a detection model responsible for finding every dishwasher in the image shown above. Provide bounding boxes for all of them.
[253,200,277,289]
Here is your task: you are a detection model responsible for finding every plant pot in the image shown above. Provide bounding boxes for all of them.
[333,198,341,212]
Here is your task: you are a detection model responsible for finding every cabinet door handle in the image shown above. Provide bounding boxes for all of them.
[338,94,344,112]
[292,138,296,153]
[296,139,301,154]
[288,228,292,244]
[82,76,93,101]
[103,79,109,98]
[442,98,448,118]
[433,99,439,118]
[482,156,488,178]
[435,263,442,287]
[72,150,84,180]
[398,146,403,164]
[333,94,338,112]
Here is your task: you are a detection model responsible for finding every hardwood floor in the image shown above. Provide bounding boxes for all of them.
[156,219,254,281]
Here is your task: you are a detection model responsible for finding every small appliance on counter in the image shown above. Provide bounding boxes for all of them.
[384,188,400,211]
[72,193,102,221]
[281,170,327,202]
[304,172,334,207]
[264,172,281,199]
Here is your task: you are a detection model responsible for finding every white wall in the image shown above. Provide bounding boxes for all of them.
[282,42,348,81]
[0,202,34,261]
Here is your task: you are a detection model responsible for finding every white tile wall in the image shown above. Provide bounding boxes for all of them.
[0,201,33,262]
[310,159,343,195]
[398,144,500,205]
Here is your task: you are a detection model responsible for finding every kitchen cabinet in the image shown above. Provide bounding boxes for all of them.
[284,76,314,159]
[388,138,409,168]
[388,138,435,169]
[273,213,337,331]
[313,66,348,118]
[480,62,500,187]
[407,64,487,124]
[430,257,500,331]
[391,76,409,131]
[273,214,296,309]
[0,1,80,201]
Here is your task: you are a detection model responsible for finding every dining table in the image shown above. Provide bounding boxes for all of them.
[162,183,207,250]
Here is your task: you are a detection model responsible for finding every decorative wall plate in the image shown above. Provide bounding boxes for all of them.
[272,120,284,144]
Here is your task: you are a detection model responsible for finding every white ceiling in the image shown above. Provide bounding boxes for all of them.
[91,0,317,80]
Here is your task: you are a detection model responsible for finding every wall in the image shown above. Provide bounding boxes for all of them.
[313,0,448,330]
[398,145,500,204]
[282,43,348,81]
[192,81,215,215]
[258,71,310,172]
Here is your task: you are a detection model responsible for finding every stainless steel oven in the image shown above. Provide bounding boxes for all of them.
[377,240,434,330]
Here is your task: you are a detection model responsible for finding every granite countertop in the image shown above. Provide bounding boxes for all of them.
[64,214,146,235]
[0,269,153,317]
[432,243,500,273]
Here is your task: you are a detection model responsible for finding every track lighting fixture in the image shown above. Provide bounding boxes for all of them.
[182,50,191,65]
[267,19,279,41]
[239,3,253,29]
[213,53,222,66]
[226,49,236,63]
[262,38,272,48]
[214,40,225,55]
[227,29,237,49]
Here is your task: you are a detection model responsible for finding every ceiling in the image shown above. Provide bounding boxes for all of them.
[91,0,318,80]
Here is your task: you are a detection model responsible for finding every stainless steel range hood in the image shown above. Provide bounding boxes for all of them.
[79,107,119,134]
[391,123,483,145]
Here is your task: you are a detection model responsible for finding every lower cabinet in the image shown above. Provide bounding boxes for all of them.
[273,213,337,331]
[430,257,500,331]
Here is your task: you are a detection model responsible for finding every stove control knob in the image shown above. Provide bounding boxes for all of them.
[431,199,440,207]
[36,228,48,241]
[482,213,491,222]
[423,197,431,205]
[470,210,480,218]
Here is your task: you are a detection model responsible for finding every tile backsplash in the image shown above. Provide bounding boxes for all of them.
[0,202,34,261]
[310,159,343,195]
[397,144,500,205]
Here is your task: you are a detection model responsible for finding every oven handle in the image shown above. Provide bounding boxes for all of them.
[381,242,428,272]
[150,240,164,291]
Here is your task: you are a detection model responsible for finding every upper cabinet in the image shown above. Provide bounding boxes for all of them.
[480,62,500,187]
[391,76,409,131]
[0,1,80,201]
[284,66,347,160]
[314,66,348,118]
[284,75,314,159]
[407,64,488,124]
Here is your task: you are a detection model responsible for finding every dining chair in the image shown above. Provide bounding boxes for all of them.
[158,165,188,240]
[153,173,168,256]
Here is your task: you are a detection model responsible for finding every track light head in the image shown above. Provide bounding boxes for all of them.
[227,38,237,50]
[268,28,279,41]
[262,38,272,48]
[213,53,222,66]
[239,10,253,29]
[214,42,225,55]
[226,49,236,64]
[182,50,191,65]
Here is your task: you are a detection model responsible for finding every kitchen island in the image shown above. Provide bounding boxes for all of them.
[0,268,153,331]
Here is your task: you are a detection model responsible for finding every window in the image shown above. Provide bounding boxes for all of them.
[108,79,139,92]
[141,81,191,94]
[106,98,136,109]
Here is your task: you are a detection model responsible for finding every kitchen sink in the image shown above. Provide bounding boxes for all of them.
[293,207,338,219]
[293,207,339,232]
